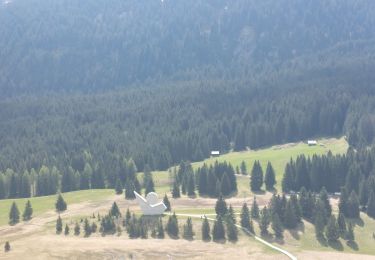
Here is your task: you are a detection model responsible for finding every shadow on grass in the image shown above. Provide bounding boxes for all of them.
[351,217,364,227]
[213,239,227,244]
[317,234,328,247]
[328,240,344,251]
[252,190,266,195]
[347,240,359,251]
[287,222,305,240]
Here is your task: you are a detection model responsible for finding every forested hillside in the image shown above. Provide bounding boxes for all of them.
[1,0,375,198]
[1,0,375,94]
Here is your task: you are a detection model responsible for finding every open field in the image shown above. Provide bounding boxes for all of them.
[151,137,349,196]
[0,189,114,226]
[3,136,373,260]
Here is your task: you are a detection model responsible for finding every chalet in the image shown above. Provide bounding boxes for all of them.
[211,151,220,157]
[308,140,317,146]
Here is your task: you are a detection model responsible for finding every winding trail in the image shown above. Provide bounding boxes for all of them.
[172,213,297,260]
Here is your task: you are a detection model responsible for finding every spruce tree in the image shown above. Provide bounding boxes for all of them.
[367,190,375,218]
[183,217,194,240]
[84,218,92,237]
[166,212,179,238]
[115,179,123,195]
[64,224,70,235]
[56,215,63,234]
[250,161,263,192]
[124,208,131,226]
[9,202,20,225]
[337,212,347,238]
[325,215,339,242]
[187,173,196,197]
[91,222,97,233]
[240,161,247,175]
[359,179,368,207]
[109,202,121,218]
[347,191,360,218]
[346,222,355,241]
[220,173,232,196]
[55,194,67,212]
[157,218,165,239]
[215,196,228,217]
[227,205,236,224]
[74,222,81,236]
[172,180,181,198]
[125,179,136,199]
[163,194,171,211]
[259,206,270,236]
[314,200,327,239]
[212,216,225,241]
[251,196,260,219]
[4,241,10,252]
[22,200,33,221]
[319,187,332,218]
[226,220,238,242]
[240,202,251,231]
[272,213,284,239]
[339,187,349,216]
[265,162,276,191]
[202,216,211,241]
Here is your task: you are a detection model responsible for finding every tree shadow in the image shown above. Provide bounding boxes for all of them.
[328,240,344,251]
[287,222,305,240]
[317,235,328,247]
[351,217,364,227]
[213,239,226,244]
[347,241,359,251]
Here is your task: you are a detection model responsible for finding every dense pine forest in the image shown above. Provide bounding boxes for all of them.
[1,0,375,198]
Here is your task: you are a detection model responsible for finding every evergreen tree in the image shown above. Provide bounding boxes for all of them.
[91,168,105,189]
[227,204,236,224]
[250,161,263,191]
[265,162,276,190]
[144,172,155,195]
[56,215,63,234]
[299,187,315,220]
[166,212,179,238]
[187,173,196,197]
[4,241,10,252]
[163,194,171,211]
[346,222,355,241]
[198,167,207,195]
[215,196,228,217]
[359,179,368,207]
[172,180,181,198]
[84,218,92,237]
[91,222,97,233]
[64,224,70,235]
[272,213,284,239]
[202,216,211,241]
[259,206,270,236]
[157,218,165,239]
[109,202,121,218]
[367,190,375,218]
[74,222,81,236]
[319,187,332,218]
[212,216,225,241]
[115,178,123,195]
[325,215,339,242]
[337,212,347,238]
[314,200,327,238]
[240,202,251,231]
[183,217,194,240]
[251,197,260,219]
[124,208,131,226]
[22,200,33,221]
[220,173,232,196]
[347,191,360,218]
[125,179,136,199]
[240,161,247,175]
[9,202,20,225]
[226,220,238,242]
[55,194,67,212]
[339,187,349,216]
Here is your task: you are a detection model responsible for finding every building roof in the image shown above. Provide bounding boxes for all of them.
[211,151,220,155]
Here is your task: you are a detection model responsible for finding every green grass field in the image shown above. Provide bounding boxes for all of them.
[152,137,349,196]
[0,189,113,226]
